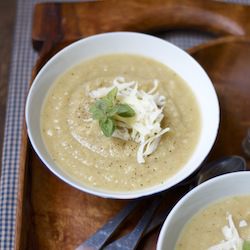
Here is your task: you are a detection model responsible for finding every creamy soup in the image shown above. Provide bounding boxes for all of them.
[41,54,201,191]
[175,195,250,250]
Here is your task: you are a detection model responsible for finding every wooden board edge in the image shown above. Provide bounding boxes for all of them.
[14,65,40,250]
[187,35,250,55]
[14,121,29,250]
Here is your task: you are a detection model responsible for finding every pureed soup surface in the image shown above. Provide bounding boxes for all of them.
[175,195,250,250]
[41,54,201,192]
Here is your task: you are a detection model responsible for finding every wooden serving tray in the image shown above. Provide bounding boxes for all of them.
[15,1,250,249]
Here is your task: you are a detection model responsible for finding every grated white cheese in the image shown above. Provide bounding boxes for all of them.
[239,220,248,228]
[208,213,244,250]
[89,77,170,164]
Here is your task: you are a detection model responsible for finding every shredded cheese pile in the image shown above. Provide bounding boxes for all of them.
[89,77,170,164]
[208,213,248,250]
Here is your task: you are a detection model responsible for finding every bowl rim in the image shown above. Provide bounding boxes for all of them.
[156,171,250,249]
[25,31,220,199]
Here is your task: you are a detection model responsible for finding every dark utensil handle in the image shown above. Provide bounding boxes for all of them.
[103,197,162,250]
[242,128,250,158]
[75,199,142,250]
[144,206,172,236]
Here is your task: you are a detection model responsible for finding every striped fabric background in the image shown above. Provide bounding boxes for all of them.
[0,0,249,249]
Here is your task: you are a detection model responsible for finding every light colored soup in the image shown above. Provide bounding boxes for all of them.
[41,54,201,191]
[175,195,250,250]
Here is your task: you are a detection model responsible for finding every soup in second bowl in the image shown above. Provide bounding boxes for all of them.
[176,195,250,250]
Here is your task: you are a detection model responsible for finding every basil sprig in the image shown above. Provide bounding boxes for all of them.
[243,241,250,250]
[89,87,135,137]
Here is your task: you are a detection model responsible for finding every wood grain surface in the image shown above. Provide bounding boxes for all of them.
[15,1,250,250]
[31,0,250,73]
[32,0,250,56]
[188,37,250,161]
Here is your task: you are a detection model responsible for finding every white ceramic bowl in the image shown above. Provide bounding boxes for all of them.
[157,171,250,249]
[25,32,219,199]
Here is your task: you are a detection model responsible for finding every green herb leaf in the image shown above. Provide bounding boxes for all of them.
[116,104,136,117]
[106,105,119,117]
[89,104,105,120]
[99,118,115,137]
[96,99,111,110]
[107,87,118,103]
[243,240,250,250]
[89,87,135,137]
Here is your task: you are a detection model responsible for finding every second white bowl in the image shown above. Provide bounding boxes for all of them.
[157,172,250,249]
